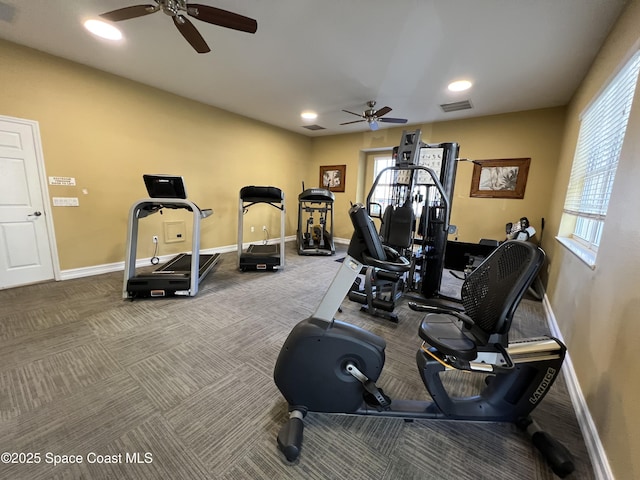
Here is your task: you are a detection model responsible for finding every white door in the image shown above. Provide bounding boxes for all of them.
[0,116,56,289]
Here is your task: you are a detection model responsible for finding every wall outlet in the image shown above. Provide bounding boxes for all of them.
[250,226,255,233]
[263,225,267,231]
[152,235,158,244]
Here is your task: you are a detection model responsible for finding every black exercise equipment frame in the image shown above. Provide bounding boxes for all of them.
[366,130,459,298]
[296,187,335,256]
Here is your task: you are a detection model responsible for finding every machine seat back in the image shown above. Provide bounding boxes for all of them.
[380,203,415,251]
[347,204,410,272]
[460,241,543,338]
[347,203,388,262]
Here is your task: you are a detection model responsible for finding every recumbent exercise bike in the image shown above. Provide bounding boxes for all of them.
[273,203,574,477]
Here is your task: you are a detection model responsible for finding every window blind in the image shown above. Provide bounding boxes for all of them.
[563,50,640,221]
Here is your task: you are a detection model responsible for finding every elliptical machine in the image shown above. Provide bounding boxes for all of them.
[273,205,575,478]
[296,183,335,256]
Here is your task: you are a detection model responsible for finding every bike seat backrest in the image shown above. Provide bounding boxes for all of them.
[381,204,415,250]
[460,241,544,339]
[347,203,386,262]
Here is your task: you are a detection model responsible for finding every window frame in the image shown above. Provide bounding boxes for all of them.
[558,49,640,267]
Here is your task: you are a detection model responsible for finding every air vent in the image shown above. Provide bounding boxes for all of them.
[440,100,473,112]
[301,124,326,131]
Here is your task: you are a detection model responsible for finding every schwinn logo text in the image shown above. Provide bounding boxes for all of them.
[529,368,556,405]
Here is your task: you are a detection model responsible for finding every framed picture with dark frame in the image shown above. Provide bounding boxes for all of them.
[470,158,531,199]
[319,164,346,193]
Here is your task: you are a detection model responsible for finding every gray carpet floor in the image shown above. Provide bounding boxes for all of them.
[0,242,593,479]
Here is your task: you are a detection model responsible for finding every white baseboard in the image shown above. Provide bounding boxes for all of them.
[542,294,614,480]
[59,236,296,281]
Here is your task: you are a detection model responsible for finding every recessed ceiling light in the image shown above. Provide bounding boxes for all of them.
[301,111,318,121]
[84,19,123,41]
[448,80,473,92]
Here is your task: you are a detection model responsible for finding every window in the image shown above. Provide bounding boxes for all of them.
[373,155,394,183]
[561,50,640,263]
[369,155,395,213]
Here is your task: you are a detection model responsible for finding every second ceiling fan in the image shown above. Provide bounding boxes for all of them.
[99,0,257,53]
[340,101,408,130]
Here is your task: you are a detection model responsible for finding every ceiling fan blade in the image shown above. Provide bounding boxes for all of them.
[340,119,366,125]
[173,15,211,53]
[373,106,392,117]
[186,4,257,33]
[100,5,157,22]
[379,117,408,124]
[342,109,364,118]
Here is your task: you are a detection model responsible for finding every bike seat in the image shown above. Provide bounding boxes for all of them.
[418,314,477,361]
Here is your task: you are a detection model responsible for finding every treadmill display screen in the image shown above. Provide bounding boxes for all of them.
[143,174,187,199]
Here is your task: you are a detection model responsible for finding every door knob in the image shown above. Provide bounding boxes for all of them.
[28,211,42,217]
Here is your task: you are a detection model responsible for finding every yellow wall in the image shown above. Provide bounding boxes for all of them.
[431,109,566,243]
[545,0,640,477]
[0,40,311,270]
[309,108,566,244]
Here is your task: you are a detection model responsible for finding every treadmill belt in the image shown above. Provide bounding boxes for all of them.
[246,244,279,255]
[155,253,216,274]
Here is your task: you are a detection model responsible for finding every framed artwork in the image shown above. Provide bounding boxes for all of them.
[319,164,346,192]
[470,158,531,199]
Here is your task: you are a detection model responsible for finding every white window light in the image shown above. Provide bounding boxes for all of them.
[561,49,640,262]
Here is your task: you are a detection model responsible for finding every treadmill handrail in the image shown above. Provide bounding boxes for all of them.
[241,201,284,211]
[132,198,213,219]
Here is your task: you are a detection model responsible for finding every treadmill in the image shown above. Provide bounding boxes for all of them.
[237,186,285,271]
[123,174,220,299]
[297,186,335,255]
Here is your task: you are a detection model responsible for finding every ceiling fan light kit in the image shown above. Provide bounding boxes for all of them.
[99,0,257,53]
[83,19,123,40]
[340,100,408,131]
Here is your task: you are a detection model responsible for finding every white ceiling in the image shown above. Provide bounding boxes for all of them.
[0,0,628,136]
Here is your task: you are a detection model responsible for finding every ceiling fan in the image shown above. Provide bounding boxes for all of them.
[340,101,408,130]
[99,0,257,54]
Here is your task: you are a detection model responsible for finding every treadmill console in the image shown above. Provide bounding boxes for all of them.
[143,174,187,199]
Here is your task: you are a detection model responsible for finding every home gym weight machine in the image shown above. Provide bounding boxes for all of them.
[348,130,459,320]
[373,129,458,297]
[296,183,335,256]
[237,186,285,271]
[123,174,220,299]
